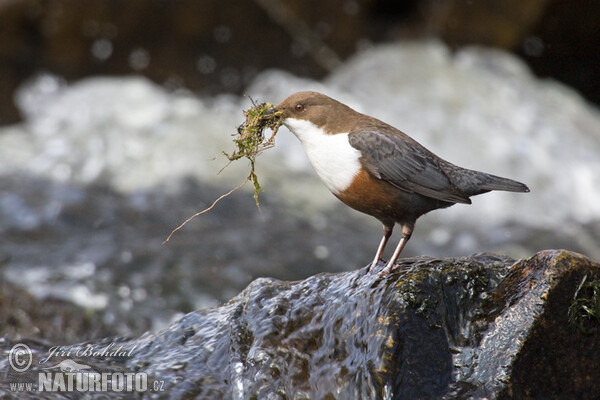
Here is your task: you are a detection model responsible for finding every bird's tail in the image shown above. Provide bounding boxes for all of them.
[454,166,530,197]
[477,172,530,193]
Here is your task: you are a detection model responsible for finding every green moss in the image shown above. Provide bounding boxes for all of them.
[163,100,282,243]
[223,100,283,207]
[568,274,600,335]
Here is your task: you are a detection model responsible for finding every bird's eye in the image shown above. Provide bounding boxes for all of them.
[295,104,305,111]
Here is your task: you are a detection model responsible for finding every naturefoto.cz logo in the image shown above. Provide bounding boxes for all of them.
[7,343,165,394]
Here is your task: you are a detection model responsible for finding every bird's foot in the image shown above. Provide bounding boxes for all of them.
[367,259,380,274]
[367,259,396,276]
[379,261,395,277]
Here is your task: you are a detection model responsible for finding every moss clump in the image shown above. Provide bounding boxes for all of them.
[163,99,282,243]
[568,274,600,335]
[223,100,282,206]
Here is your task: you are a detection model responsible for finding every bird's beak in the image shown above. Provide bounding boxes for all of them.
[264,104,277,116]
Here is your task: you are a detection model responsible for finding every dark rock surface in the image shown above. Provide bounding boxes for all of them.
[1,250,599,399]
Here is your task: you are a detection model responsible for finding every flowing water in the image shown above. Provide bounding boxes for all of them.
[1,41,599,337]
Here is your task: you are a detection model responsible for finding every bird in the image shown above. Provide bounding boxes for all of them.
[271,91,529,275]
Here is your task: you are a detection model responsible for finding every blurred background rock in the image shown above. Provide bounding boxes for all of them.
[1,0,599,124]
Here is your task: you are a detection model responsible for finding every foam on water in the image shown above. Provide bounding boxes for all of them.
[6,76,249,190]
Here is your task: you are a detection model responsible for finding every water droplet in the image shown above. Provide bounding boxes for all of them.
[197,55,216,74]
[213,25,232,43]
[314,245,329,259]
[129,48,150,71]
[523,36,545,58]
[91,39,113,61]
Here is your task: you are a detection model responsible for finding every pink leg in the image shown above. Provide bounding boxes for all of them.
[380,223,414,276]
[368,224,393,272]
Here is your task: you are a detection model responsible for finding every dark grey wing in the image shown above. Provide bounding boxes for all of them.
[348,129,471,204]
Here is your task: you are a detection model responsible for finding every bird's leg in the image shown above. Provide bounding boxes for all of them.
[369,224,393,272]
[380,223,414,276]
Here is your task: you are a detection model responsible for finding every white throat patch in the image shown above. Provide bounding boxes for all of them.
[283,118,362,194]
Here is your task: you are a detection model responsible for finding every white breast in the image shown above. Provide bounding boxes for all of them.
[284,118,362,194]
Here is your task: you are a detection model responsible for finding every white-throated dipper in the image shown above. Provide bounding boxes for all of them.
[271,91,529,275]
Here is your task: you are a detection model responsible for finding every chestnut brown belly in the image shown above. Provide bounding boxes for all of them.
[334,169,454,226]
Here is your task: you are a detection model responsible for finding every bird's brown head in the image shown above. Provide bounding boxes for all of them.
[275,91,360,134]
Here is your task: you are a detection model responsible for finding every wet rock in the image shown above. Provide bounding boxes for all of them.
[0,280,120,344]
[1,250,599,399]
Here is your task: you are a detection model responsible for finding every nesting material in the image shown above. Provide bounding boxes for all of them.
[223,101,283,205]
[164,101,282,243]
